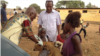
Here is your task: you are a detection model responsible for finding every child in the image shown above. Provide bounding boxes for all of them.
[57,23,68,43]
[80,19,84,25]
[79,23,89,38]
[62,12,82,56]
[38,28,49,56]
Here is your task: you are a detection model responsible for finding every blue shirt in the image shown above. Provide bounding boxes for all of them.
[1,7,7,21]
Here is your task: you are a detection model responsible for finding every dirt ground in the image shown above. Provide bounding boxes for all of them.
[7,15,100,56]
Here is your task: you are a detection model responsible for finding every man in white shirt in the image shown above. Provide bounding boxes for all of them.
[13,9,18,15]
[79,23,89,38]
[37,0,61,42]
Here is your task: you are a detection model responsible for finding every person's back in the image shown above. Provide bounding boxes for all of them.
[63,32,82,56]
[1,13,31,45]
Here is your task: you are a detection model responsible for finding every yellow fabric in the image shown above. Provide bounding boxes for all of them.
[81,21,83,23]
[1,14,31,45]
[10,30,22,45]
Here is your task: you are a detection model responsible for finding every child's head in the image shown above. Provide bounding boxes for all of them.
[62,23,65,30]
[38,28,46,38]
[87,23,89,26]
[62,23,67,33]
[64,12,81,33]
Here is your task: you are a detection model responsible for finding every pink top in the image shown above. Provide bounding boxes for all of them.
[37,9,61,42]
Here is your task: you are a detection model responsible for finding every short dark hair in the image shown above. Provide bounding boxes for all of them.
[65,12,81,28]
[62,23,65,30]
[39,28,46,33]
[45,1,53,5]
[14,9,16,11]
[22,11,24,13]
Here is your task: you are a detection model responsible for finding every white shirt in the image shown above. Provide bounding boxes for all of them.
[37,9,61,42]
[13,11,17,14]
[83,25,87,29]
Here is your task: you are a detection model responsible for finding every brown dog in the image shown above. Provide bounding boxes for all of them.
[55,41,63,52]
[33,42,62,56]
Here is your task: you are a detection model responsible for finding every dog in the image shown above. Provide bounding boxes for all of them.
[33,44,44,56]
[33,42,62,56]
[54,41,63,52]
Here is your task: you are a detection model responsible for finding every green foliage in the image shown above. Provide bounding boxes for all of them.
[1,0,8,4]
[16,6,22,10]
[86,2,92,8]
[0,0,8,7]
[41,9,45,12]
[55,1,85,8]
[29,3,41,14]
[86,2,98,8]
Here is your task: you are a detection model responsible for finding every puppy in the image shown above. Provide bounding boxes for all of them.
[43,42,62,56]
[55,41,63,52]
[33,44,43,56]
[34,42,62,56]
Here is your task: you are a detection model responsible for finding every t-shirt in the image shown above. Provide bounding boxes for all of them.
[13,11,18,14]
[81,20,83,24]
[82,25,87,29]
[1,7,7,21]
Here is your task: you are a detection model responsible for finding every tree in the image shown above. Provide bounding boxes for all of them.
[1,0,8,4]
[0,0,8,7]
[16,6,22,10]
[41,9,45,12]
[24,7,27,10]
[55,0,85,8]
[29,3,41,14]
[91,5,98,8]
[80,1,85,8]
[55,1,64,8]
[86,2,92,8]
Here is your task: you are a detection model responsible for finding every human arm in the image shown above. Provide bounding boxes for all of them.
[23,20,38,43]
[22,32,28,37]
[57,25,61,34]
[38,25,42,36]
[57,35,60,41]
[72,35,82,56]
[47,35,50,41]
[56,12,61,34]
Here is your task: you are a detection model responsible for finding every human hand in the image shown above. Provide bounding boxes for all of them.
[37,40,43,46]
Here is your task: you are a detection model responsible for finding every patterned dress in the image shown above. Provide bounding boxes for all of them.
[1,13,33,45]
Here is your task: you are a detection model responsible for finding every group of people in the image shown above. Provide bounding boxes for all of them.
[2,0,100,56]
